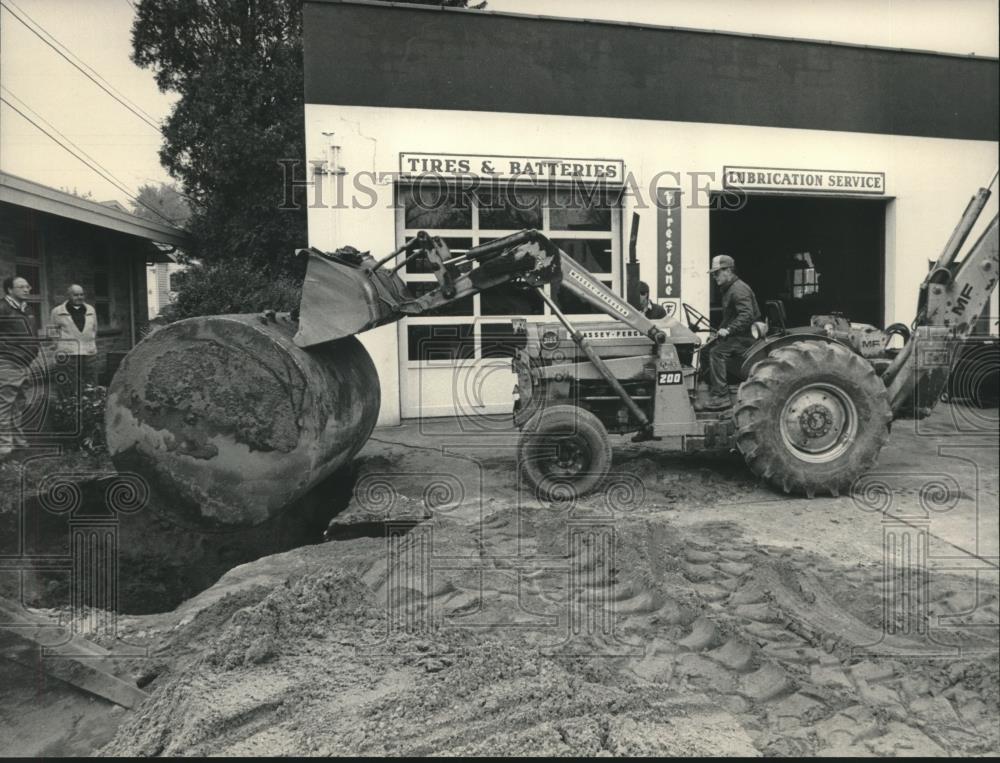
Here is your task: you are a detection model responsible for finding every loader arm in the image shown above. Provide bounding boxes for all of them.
[294,228,684,437]
[882,174,1000,418]
[294,229,674,348]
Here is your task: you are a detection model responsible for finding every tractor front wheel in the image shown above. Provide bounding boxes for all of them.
[518,405,612,501]
[734,340,892,497]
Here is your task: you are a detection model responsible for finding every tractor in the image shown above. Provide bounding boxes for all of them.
[293,174,999,499]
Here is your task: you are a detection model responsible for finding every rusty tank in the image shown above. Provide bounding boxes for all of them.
[104,313,380,528]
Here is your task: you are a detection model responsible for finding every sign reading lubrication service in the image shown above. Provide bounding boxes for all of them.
[656,188,682,301]
[723,166,885,194]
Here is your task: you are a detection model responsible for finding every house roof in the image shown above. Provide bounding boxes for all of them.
[0,172,188,255]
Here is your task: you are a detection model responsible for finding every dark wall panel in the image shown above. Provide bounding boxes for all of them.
[304,0,998,141]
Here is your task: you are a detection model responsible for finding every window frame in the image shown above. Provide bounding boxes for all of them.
[394,182,623,369]
[14,227,47,330]
[91,249,120,334]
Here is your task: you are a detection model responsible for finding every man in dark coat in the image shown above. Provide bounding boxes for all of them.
[0,276,39,458]
[695,255,761,411]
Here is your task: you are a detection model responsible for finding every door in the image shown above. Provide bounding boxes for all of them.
[709,194,887,328]
[396,183,623,419]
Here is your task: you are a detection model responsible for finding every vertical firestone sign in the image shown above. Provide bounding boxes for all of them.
[656,188,682,300]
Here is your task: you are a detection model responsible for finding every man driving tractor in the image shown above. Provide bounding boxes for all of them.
[695,254,762,411]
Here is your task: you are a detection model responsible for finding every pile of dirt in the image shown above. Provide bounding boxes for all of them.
[99,505,998,757]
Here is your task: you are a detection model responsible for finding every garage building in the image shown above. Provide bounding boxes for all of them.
[301,0,999,426]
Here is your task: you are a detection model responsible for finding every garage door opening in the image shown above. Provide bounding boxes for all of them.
[709,194,887,328]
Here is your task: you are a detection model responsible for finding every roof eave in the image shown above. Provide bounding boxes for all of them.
[0,172,189,248]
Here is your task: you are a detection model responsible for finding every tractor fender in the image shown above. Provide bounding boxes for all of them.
[740,330,846,378]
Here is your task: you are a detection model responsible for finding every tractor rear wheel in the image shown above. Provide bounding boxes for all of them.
[518,405,612,501]
[734,340,892,497]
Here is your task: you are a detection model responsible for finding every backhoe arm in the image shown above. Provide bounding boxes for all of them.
[882,174,999,417]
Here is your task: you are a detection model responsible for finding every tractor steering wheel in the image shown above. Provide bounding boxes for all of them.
[683,303,713,333]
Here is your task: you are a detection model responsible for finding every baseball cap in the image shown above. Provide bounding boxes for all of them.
[709,254,735,273]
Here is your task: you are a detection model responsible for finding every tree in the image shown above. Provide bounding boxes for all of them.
[59,187,94,199]
[130,182,192,227]
[132,0,306,280]
[132,0,483,314]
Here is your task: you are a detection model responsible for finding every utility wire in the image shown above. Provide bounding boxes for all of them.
[2,86,137,205]
[1,94,180,227]
[1,0,159,127]
[2,0,158,126]
[2,93,128,197]
[0,0,162,131]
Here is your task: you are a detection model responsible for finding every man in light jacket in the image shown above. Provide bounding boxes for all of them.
[49,284,99,394]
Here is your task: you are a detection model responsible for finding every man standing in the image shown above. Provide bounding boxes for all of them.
[695,255,761,411]
[0,276,39,458]
[50,284,99,393]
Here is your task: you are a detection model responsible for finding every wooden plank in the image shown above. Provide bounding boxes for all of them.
[0,596,148,710]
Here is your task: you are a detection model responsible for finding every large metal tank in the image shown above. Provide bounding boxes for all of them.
[105,313,380,528]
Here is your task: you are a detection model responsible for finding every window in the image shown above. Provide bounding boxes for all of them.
[15,235,45,329]
[396,183,622,365]
[92,252,115,330]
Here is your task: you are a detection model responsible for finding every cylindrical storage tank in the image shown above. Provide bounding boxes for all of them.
[105,314,379,528]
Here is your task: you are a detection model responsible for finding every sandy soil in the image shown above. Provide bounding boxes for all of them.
[2,403,997,756]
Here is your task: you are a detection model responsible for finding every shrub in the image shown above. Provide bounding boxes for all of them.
[48,384,109,454]
[166,259,303,321]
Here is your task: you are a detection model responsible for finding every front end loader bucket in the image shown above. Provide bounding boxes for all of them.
[294,249,410,348]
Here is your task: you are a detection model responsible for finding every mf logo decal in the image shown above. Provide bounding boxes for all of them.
[657,371,682,385]
[950,284,975,316]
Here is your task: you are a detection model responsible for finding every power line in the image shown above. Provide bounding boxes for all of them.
[1,93,172,225]
[2,0,159,126]
[0,0,162,131]
[2,93,125,196]
[1,94,179,227]
[2,86,136,204]
[3,94,178,228]
[1,0,160,128]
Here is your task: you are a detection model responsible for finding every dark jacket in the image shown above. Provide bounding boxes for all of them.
[0,297,40,365]
[644,301,667,320]
[720,278,761,336]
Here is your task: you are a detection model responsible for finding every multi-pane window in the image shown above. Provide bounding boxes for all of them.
[396,184,621,364]
[0,214,45,329]
[92,252,114,329]
[14,229,45,328]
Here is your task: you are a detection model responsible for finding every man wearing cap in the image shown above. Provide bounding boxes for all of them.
[696,255,761,411]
